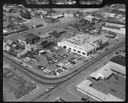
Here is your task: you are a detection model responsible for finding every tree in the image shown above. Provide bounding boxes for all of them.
[19,9,32,19]
[97,40,103,49]
[49,30,61,43]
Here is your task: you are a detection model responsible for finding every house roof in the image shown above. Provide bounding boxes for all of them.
[110,55,125,66]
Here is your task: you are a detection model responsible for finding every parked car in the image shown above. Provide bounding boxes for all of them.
[31,58,37,63]
[56,62,64,67]
[53,46,59,50]
[55,68,64,76]
[22,57,30,63]
[62,66,68,70]
[22,62,29,67]
[48,59,55,64]
[56,68,64,73]
[47,71,57,76]
[43,68,51,74]
[68,59,76,64]
[37,65,46,70]
[83,59,88,62]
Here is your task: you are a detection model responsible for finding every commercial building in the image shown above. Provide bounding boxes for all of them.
[102,26,125,35]
[105,22,125,28]
[17,49,29,58]
[90,55,126,80]
[90,63,113,80]
[58,34,108,57]
[108,55,125,75]
[76,80,124,101]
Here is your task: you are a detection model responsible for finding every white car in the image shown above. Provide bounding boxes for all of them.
[56,62,64,67]
[53,46,59,50]
[23,57,30,63]
[22,62,29,67]
[43,68,51,73]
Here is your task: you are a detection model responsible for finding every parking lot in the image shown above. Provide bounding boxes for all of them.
[18,43,89,77]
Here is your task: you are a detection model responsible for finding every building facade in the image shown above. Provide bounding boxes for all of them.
[58,34,108,57]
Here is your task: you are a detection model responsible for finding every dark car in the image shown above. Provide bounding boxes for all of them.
[58,54,64,59]
[68,59,76,64]
[48,59,55,65]
[47,71,57,76]
[53,56,61,62]
[62,66,67,70]
[81,98,89,102]
[56,69,63,73]
[56,97,66,102]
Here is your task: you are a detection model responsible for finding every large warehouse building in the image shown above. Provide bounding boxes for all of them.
[76,79,124,101]
[57,34,108,57]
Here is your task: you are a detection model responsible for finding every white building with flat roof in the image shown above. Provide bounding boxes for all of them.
[90,63,113,80]
[58,34,108,57]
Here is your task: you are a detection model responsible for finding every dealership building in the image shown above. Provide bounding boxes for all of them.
[57,34,108,57]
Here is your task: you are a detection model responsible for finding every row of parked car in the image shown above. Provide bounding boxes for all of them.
[39,48,69,65]
[36,53,91,77]
[36,59,72,77]
[54,55,88,76]
[37,65,62,76]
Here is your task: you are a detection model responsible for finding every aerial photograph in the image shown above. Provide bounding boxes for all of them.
[3,2,126,102]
